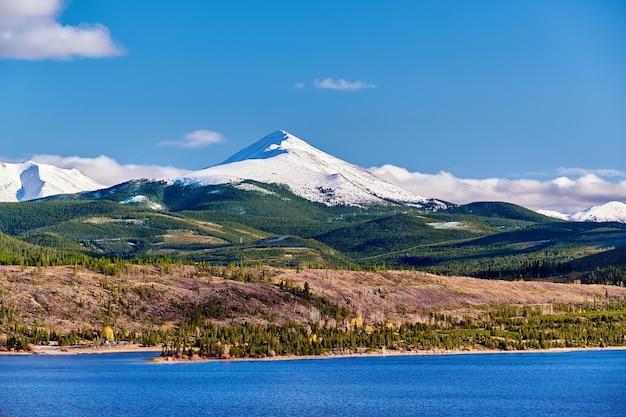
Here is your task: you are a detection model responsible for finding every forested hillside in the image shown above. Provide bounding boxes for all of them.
[2,265,626,356]
[0,181,623,282]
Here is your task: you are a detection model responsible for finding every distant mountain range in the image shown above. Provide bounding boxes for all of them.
[0,131,624,224]
[0,161,103,202]
[537,201,626,224]
[1,134,625,276]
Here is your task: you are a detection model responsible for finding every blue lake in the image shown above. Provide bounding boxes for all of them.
[1,350,625,417]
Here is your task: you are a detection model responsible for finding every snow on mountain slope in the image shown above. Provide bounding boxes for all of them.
[537,201,626,224]
[176,130,448,208]
[536,209,570,221]
[568,201,626,223]
[120,195,164,210]
[0,161,105,202]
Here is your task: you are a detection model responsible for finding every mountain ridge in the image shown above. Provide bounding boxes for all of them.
[0,161,104,202]
[537,201,626,224]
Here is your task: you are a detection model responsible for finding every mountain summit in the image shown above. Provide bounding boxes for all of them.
[177,130,448,208]
[0,161,104,202]
[568,201,626,223]
[538,201,626,224]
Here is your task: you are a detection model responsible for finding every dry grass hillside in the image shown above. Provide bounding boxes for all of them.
[1,264,625,336]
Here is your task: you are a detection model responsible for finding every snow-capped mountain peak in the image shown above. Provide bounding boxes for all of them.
[221,130,296,163]
[569,201,626,223]
[0,161,105,202]
[536,209,570,221]
[537,201,626,224]
[177,130,448,208]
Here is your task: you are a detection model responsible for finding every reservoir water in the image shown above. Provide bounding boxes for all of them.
[1,350,625,417]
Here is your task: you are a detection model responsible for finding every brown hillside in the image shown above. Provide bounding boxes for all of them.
[1,265,625,336]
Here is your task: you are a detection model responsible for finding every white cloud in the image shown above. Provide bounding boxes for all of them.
[370,164,626,214]
[11,152,626,214]
[294,82,306,89]
[159,130,225,149]
[31,154,189,187]
[0,0,125,60]
[314,78,375,91]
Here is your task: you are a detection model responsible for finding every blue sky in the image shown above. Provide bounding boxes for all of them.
[0,0,625,211]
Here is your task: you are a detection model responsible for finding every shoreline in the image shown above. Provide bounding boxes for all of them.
[153,345,626,363]
[2,344,625,361]
[0,343,162,356]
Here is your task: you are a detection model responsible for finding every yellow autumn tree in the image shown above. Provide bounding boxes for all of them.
[102,326,115,342]
[350,315,364,330]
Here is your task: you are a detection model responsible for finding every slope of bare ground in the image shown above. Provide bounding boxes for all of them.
[1,265,625,334]
[281,269,626,324]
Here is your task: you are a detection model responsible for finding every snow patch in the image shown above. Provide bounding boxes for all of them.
[120,195,163,210]
[427,221,464,229]
[233,183,278,196]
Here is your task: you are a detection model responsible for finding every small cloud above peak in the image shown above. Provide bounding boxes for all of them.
[0,0,125,60]
[159,130,225,149]
[314,78,375,91]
